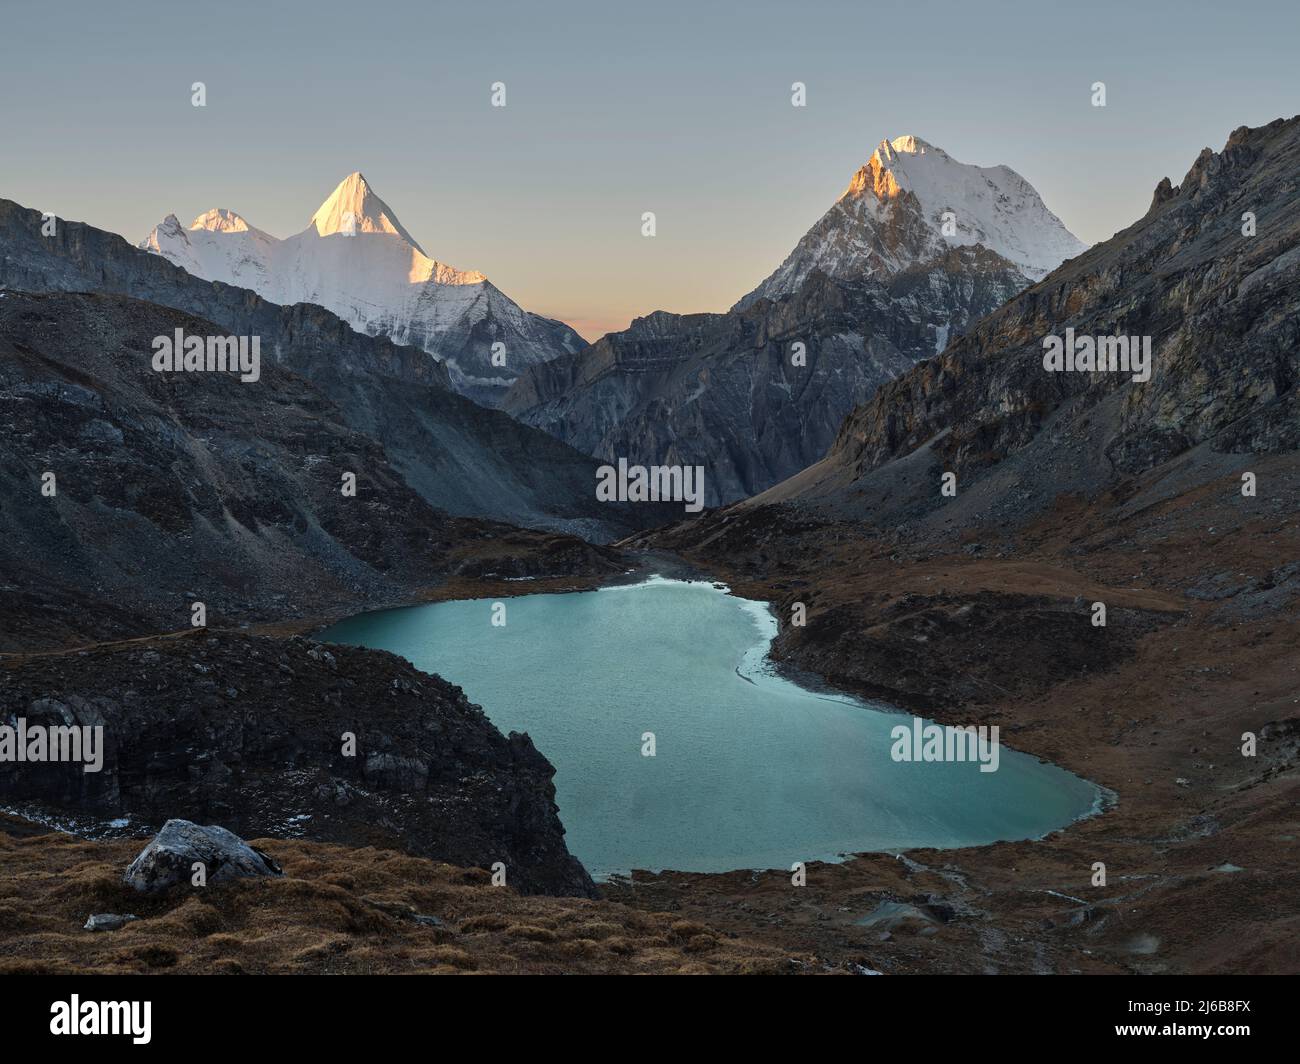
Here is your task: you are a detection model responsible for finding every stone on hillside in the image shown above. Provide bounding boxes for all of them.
[124,819,282,894]
[84,912,139,931]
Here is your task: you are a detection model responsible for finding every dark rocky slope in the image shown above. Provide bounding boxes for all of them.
[0,632,595,897]
[0,198,640,540]
[505,250,1026,505]
[0,289,622,649]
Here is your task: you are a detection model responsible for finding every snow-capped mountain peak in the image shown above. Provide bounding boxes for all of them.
[853,135,1086,280]
[846,136,942,197]
[890,133,938,153]
[140,214,189,257]
[191,207,254,234]
[737,135,1088,309]
[139,172,584,404]
[308,171,426,252]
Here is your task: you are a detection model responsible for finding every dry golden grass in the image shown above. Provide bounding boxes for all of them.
[0,830,806,975]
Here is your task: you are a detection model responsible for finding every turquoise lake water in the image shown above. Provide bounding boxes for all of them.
[320,577,1101,878]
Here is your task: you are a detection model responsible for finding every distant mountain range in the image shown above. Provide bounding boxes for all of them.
[140,173,584,406]
[505,136,1087,505]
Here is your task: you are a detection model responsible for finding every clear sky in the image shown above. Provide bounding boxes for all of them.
[3,0,1297,339]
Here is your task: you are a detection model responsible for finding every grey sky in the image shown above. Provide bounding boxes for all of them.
[3,0,1296,337]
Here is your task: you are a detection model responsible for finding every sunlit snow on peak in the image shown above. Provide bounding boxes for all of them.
[308,171,426,252]
[190,208,252,234]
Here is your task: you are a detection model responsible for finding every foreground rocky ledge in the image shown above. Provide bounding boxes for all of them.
[0,631,594,898]
[0,825,800,975]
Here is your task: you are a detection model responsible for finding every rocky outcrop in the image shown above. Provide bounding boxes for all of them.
[124,821,283,893]
[0,197,641,539]
[83,913,139,931]
[0,632,597,897]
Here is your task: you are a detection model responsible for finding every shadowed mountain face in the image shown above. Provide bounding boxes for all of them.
[503,136,1083,507]
[0,198,645,541]
[760,117,1300,528]
[0,289,623,649]
[505,250,1029,506]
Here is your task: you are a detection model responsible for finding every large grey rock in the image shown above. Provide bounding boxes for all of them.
[124,820,282,894]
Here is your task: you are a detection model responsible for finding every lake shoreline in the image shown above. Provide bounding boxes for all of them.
[319,573,1105,878]
[601,507,1299,974]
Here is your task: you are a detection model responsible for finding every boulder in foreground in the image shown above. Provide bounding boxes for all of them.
[124,820,282,894]
[83,912,139,931]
